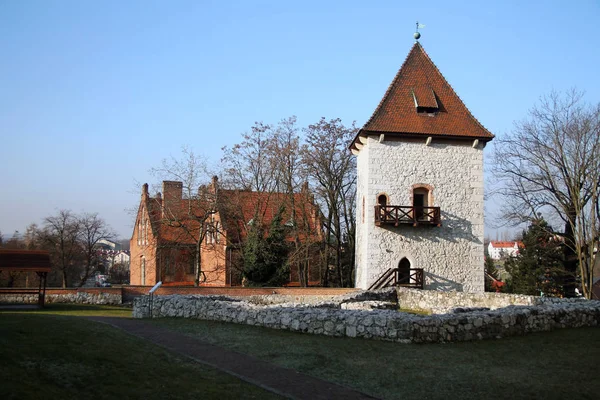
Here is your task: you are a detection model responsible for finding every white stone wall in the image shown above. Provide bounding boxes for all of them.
[395,287,588,314]
[0,292,122,305]
[355,141,370,289]
[132,293,600,343]
[355,137,485,292]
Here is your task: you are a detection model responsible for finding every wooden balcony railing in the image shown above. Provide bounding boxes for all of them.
[374,205,441,227]
[368,268,424,290]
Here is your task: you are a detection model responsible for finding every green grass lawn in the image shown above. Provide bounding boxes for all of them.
[3,304,599,400]
[0,307,283,400]
[152,318,600,400]
[0,303,134,317]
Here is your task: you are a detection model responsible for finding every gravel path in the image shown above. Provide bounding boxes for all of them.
[88,316,378,400]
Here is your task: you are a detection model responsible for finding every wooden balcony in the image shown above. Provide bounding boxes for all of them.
[374,205,441,227]
[368,268,424,290]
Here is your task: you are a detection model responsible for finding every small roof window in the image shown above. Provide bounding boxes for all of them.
[412,86,439,114]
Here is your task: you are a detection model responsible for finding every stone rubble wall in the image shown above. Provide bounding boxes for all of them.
[246,287,397,306]
[0,291,122,305]
[132,290,600,343]
[395,287,588,314]
[355,138,485,292]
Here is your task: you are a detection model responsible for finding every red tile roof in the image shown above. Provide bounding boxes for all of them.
[217,189,321,244]
[149,189,321,246]
[489,241,524,249]
[350,42,494,151]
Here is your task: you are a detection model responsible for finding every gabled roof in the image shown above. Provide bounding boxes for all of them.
[145,189,321,246]
[217,190,321,243]
[350,42,494,151]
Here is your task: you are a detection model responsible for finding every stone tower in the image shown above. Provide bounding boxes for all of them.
[350,42,494,292]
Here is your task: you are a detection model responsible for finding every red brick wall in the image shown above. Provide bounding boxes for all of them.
[130,193,158,286]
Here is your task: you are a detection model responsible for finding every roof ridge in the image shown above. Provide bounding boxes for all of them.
[362,42,421,129]
[415,44,494,139]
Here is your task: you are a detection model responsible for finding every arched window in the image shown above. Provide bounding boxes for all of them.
[398,257,411,269]
[142,218,147,245]
[398,257,411,284]
[412,184,434,221]
[137,220,142,245]
[376,193,388,207]
[141,256,146,286]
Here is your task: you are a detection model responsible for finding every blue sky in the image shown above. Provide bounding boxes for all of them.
[1,0,599,240]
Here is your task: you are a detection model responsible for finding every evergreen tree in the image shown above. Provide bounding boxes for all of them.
[504,219,564,296]
[242,206,290,286]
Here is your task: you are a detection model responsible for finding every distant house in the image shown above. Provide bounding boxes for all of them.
[129,177,323,287]
[487,241,523,260]
[97,239,121,251]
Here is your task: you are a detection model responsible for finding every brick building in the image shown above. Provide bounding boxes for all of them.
[130,177,322,286]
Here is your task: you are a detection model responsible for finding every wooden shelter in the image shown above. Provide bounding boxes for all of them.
[0,250,52,307]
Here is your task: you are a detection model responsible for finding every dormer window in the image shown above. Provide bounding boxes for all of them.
[412,86,439,114]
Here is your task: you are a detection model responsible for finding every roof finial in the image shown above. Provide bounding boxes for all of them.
[414,21,424,41]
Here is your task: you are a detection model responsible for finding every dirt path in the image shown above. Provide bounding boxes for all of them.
[88,317,378,400]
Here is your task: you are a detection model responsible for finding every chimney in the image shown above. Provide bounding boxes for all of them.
[209,176,219,194]
[162,181,183,219]
[142,183,149,198]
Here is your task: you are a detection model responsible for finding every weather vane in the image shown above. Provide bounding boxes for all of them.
[414,21,425,40]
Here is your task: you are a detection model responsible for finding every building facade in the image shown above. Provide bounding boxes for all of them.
[351,41,494,292]
[130,178,322,287]
[487,241,522,260]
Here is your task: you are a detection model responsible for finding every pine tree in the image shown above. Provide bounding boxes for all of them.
[242,206,290,286]
[504,219,564,296]
[264,206,291,286]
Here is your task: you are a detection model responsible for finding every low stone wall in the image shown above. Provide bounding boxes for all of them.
[132,291,600,343]
[122,286,358,303]
[396,287,588,314]
[0,286,359,305]
[0,288,122,305]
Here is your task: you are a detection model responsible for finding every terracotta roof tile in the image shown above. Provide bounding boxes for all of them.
[490,241,524,248]
[351,42,494,150]
[150,190,321,246]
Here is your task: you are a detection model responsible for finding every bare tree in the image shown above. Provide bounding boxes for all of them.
[40,210,82,288]
[77,213,117,287]
[493,89,600,298]
[302,118,358,287]
[150,147,220,286]
[268,117,320,286]
[23,223,41,250]
[221,122,279,192]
